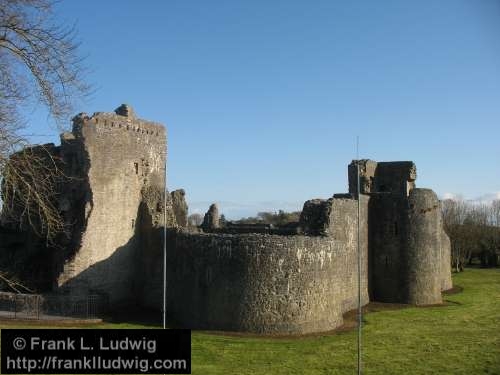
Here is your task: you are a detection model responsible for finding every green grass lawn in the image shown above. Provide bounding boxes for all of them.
[1,268,499,374]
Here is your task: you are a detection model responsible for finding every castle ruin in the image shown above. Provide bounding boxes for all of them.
[0,105,452,334]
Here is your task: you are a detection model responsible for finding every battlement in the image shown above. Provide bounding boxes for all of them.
[71,104,166,139]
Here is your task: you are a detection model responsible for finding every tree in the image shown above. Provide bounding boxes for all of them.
[442,198,500,271]
[237,210,302,226]
[491,200,500,227]
[0,0,88,127]
[219,214,227,227]
[0,0,89,242]
[187,213,203,227]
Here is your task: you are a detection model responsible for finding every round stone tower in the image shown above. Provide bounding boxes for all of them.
[406,189,443,305]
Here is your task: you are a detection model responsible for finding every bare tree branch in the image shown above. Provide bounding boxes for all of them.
[0,0,89,243]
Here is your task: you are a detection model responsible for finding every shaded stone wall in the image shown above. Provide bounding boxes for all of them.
[350,160,451,305]
[170,190,188,228]
[202,203,220,231]
[160,196,370,334]
[368,195,408,302]
[298,199,333,236]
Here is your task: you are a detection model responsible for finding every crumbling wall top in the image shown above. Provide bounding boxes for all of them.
[70,105,166,139]
[348,159,417,197]
[298,199,332,236]
[202,203,220,231]
[115,104,136,118]
[171,189,188,228]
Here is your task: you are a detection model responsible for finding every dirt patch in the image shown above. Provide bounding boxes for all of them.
[336,302,410,332]
[195,302,412,340]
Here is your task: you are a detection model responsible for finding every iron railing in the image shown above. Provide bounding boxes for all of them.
[0,292,106,320]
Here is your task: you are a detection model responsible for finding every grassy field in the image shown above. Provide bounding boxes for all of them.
[1,268,499,374]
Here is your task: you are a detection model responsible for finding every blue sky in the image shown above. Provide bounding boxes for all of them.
[26,0,500,218]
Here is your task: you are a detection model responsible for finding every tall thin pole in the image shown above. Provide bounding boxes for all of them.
[163,154,167,329]
[356,136,362,375]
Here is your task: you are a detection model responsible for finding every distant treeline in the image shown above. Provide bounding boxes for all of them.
[186,210,301,228]
[442,199,500,271]
[233,210,301,227]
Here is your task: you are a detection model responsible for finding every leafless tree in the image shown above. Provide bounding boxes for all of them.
[1,144,67,241]
[442,198,500,271]
[188,213,203,227]
[0,0,89,127]
[0,0,89,242]
[491,200,500,227]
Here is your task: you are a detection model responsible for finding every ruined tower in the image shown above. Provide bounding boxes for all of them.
[55,105,169,305]
[348,160,452,305]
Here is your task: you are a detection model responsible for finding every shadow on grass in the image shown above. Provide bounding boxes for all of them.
[101,306,197,330]
[101,307,163,328]
[442,285,463,295]
[442,284,464,305]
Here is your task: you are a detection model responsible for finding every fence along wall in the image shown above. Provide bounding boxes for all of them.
[0,292,104,320]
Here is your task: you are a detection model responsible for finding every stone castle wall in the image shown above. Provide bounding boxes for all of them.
[0,105,453,334]
[161,196,369,334]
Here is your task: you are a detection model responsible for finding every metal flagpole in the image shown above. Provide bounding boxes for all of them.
[356,136,362,375]
[163,153,167,329]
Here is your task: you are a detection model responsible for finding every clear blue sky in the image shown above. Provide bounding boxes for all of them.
[27,0,500,218]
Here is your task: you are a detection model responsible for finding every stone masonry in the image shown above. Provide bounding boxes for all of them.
[0,105,452,334]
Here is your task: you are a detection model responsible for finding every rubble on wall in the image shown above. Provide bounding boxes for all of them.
[298,199,333,236]
[171,189,188,228]
[202,203,220,231]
